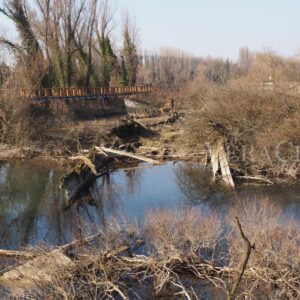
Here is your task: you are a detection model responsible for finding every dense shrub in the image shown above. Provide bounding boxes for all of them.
[183,79,300,179]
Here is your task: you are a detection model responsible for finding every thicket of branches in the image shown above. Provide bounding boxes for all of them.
[2,197,299,299]
[201,49,300,85]
[181,51,300,181]
[138,48,203,88]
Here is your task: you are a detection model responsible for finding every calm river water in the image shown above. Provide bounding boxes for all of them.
[0,161,300,249]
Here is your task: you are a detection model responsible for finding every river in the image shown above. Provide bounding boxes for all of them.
[0,161,299,250]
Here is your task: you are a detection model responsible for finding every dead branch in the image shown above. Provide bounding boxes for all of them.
[0,250,37,259]
[230,217,255,299]
[236,176,273,185]
[59,232,103,252]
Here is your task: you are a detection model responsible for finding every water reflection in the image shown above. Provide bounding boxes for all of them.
[175,163,237,206]
[0,161,299,250]
[175,163,300,221]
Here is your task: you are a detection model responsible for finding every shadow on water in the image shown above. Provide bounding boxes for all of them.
[0,161,300,249]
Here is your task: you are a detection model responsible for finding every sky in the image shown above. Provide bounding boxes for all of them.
[115,0,300,60]
[0,0,299,60]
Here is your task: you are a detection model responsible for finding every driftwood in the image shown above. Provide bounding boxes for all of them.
[0,249,73,296]
[236,175,273,185]
[4,220,293,299]
[60,154,113,209]
[131,119,150,131]
[0,233,144,297]
[61,143,159,209]
[60,232,103,252]
[144,153,208,162]
[0,232,103,296]
[219,144,235,188]
[0,250,37,259]
[94,146,160,165]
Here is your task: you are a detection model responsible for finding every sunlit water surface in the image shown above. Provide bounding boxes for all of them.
[0,161,300,250]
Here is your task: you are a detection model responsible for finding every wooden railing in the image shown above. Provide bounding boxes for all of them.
[12,85,153,99]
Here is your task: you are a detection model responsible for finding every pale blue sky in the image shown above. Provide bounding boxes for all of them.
[0,0,299,60]
[116,0,300,59]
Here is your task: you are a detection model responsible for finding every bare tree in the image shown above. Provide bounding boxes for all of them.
[238,47,253,75]
[139,48,202,87]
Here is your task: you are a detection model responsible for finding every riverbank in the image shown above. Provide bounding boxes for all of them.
[0,112,199,166]
[3,80,300,188]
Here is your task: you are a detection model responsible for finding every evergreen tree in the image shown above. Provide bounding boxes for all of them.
[99,37,118,87]
[119,56,129,86]
[122,17,138,86]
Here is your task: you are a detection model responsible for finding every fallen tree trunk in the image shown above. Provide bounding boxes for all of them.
[60,146,159,210]
[60,154,113,209]
[0,249,73,297]
[209,141,235,188]
[94,146,160,165]
[0,250,37,259]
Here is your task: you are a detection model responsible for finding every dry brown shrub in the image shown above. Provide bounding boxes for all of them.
[183,78,300,179]
[0,91,31,145]
[144,208,221,256]
[227,196,300,299]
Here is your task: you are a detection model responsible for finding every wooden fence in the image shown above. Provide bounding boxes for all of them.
[0,85,153,100]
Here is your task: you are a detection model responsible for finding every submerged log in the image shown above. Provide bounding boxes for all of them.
[61,146,159,209]
[60,154,113,209]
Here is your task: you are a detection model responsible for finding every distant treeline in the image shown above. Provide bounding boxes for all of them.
[0,1,300,90]
[138,47,300,88]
